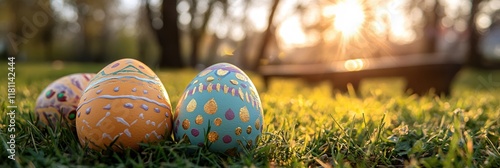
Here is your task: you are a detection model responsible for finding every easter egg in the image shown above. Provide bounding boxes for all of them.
[76,58,172,151]
[174,63,264,155]
[35,73,96,130]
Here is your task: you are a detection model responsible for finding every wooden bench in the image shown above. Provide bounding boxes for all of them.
[258,53,463,96]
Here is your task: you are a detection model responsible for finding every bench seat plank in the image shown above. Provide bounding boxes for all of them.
[258,53,463,96]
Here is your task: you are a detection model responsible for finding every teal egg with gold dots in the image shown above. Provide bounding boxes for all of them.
[35,73,96,130]
[174,63,264,155]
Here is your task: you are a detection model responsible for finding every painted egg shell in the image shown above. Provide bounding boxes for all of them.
[76,58,172,151]
[35,73,96,130]
[174,63,264,155]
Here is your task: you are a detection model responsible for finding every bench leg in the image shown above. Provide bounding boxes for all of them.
[262,76,270,91]
[405,75,454,96]
[331,79,360,94]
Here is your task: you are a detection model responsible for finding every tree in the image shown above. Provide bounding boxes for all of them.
[5,0,55,60]
[252,0,280,70]
[421,0,442,53]
[137,0,152,63]
[467,0,483,67]
[72,0,115,62]
[37,0,55,60]
[145,0,184,68]
[6,0,23,57]
[186,0,218,67]
[75,0,91,62]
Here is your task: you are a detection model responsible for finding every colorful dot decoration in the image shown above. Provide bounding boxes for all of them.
[174,63,264,155]
[35,73,96,130]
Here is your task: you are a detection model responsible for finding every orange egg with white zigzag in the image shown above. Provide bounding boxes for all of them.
[76,58,172,151]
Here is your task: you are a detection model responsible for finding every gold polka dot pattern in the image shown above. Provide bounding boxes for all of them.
[173,63,263,154]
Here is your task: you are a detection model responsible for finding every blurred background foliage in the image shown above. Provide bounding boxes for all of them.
[1,0,500,69]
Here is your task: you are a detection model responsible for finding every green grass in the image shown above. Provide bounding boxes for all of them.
[1,62,500,167]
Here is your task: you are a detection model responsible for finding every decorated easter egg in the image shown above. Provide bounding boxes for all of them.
[35,73,96,130]
[174,63,264,155]
[76,58,172,151]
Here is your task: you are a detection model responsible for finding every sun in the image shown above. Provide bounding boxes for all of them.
[324,0,366,37]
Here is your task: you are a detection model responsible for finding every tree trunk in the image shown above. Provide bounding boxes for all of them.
[77,0,91,62]
[7,0,24,57]
[161,0,183,67]
[237,1,251,69]
[238,37,251,69]
[188,0,216,67]
[137,0,149,63]
[159,34,183,68]
[423,0,441,53]
[95,9,110,63]
[467,0,483,67]
[145,0,184,68]
[205,35,222,65]
[38,0,55,60]
[252,0,280,70]
[190,33,201,67]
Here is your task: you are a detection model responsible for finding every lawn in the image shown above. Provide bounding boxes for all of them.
[1,62,500,167]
